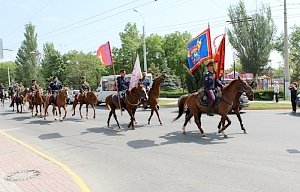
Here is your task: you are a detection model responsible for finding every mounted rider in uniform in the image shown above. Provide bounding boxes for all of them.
[48,76,63,105]
[203,61,223,116]
[29,79,39,104]
[116,69,129,110]
[78,76,91,101]
[140,72,150,109]
[0,83,5,98]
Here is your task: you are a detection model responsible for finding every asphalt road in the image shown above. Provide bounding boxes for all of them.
[1,100,300,192]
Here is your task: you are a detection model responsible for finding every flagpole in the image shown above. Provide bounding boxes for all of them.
[107,41,123,116]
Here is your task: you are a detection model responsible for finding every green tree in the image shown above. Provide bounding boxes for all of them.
[148,63,161,78]
[227,0,276,76]
[160,59,179,90]
[274,26,300,82]
[114,23,141,73]
[0,61,16,86]
[163,31,191,85]
[64,51,108,90]
[41,42,66,84]
[145,34,165,71]
[15,23,41,86]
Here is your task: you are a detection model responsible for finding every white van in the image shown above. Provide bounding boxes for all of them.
[96,73,152,104]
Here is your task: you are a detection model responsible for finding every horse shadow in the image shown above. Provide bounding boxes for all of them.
[26,119,54,125]
[80,126,125,136]
[38,132,63,140]
[11,116,32,121]
[158,131,230,146]
[127,139,160,149]
[0,111,15,116]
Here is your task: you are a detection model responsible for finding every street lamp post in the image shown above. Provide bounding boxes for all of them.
[133,9,147,73]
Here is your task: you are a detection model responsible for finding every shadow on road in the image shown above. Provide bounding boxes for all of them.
[127,131,229,149]
[81,126,126,136]
[11,116,32,121]
[39,133,63,140]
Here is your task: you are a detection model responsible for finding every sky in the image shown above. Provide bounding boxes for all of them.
[1,0,300,70]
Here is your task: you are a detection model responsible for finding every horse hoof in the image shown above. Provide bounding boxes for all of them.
[132,127,135,130]
[72,114,75,116]
[224,135,228,138]
[202,134,207,137]
[60,119,63,122]
[148,122,150,125]
[243,131,247,134]
[160,122,163,125]
[182,131,186,134]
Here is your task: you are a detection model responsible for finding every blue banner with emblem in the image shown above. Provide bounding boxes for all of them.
[186,28,212,72]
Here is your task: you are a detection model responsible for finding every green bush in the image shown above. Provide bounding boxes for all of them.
[254,90,284,100]
[160,89,188,98]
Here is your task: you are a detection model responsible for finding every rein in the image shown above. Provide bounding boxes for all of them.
[125,96,141,106]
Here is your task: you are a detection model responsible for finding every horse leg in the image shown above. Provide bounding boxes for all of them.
[58,107,62,122]
[62,105,67,120]
[44,104,49,120]
[234,108,246,134]
[112,109,121,128]
[52,105,57,121]
[218,115,231,138]
[92,104,96,119]
[147,107,154,125]
[72,101,77,116]
[79,103,83,118]
[182,112,193,134]
[154,107,162,125]
[35,105,38,116]
[194,111,206,137]
[107,110,113,127]
[127,110,135,130]
[86,103,88,119]
[39,104,42,117]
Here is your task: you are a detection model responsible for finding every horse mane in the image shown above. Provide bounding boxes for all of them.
[223,79,241,91]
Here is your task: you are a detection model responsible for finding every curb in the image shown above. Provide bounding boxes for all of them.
[0,130,90,192]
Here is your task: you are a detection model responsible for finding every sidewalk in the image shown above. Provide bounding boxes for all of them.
[0,132,83,192]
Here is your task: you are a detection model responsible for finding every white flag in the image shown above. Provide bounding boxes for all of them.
[129,54,142,89]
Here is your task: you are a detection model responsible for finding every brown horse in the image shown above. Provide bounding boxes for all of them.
[44,87,68,121]
[72,91,98,119]
[144,74,166,125]
[173,77,250,137]
[177,81,254,134]
[10,89,23,113]
[30,87,43,117]
[106,84,148,129]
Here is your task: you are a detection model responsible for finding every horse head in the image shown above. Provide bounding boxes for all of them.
[244,82,254,101]
[60,87,69,97]
[132,83,148,100]
[154,74,166,84]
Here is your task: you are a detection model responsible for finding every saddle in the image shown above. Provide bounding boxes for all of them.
[112,93,126,108]
[198,88,221,106]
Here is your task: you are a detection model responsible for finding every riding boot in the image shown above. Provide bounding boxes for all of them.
[207,104,214,116]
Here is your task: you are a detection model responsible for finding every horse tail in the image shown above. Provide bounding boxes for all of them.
[172,94,190,122]
[105,95,112,110]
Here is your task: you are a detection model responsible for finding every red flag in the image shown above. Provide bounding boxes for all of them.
[213,35,225,79]
[96,41,113,67]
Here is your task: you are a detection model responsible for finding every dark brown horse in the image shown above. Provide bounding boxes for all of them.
[173,77,250,137]
[106,84,148,129]
[30,87,43,117]
[177,81,254,134]
[0,91,5,107]
[72,91,98,119]
[44,87,68,121]
[144,74,166,125]
[10,89,23,113]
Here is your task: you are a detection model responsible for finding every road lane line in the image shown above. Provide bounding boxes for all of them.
[1,127,24,131]
[0,129,90,192]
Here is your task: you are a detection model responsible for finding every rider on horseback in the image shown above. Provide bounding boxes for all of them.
[116,69,129,111]
[49,76,63,105]
[29,79,39,104]
[78,76,91,101]
[140,72,150,109]
[203,61,223,116]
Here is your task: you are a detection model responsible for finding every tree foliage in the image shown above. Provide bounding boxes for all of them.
[274,26,300,82]
[0,61,16,86]
[41,42,66,83]
[15,23,41,86]
[227,0,276,77]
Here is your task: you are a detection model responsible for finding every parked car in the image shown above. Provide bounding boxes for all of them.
[67,90,80,104]
[239,92,250,110]
[297,93,300,107]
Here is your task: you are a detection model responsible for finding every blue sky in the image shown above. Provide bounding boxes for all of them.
[1,0,300,69]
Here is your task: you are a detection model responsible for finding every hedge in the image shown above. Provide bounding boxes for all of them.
[160,89,188,98]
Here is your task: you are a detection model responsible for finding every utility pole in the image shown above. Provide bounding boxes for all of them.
[283,0,290,99]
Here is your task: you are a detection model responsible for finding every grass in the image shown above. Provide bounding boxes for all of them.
[159,99,293,110]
